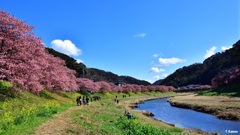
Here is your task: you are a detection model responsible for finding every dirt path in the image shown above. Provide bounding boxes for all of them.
[34,106,80,135]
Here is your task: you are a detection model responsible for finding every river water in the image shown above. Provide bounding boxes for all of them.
[135,98,240,135]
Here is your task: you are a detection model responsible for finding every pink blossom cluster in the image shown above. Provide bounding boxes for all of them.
[211,68,240,87]
[76,78,176,93]
[0,10,78,92]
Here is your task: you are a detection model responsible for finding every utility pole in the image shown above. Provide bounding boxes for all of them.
[82,69,84,78]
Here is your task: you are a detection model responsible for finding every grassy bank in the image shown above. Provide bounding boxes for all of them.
[198,84,240,97]
[169,85,240,120]
[169,94,240,120]
[0,87,81,135]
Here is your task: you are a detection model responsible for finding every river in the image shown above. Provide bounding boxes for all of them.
[135,98,240,135]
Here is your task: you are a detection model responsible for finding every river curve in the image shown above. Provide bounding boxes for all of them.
[135,98,240,135]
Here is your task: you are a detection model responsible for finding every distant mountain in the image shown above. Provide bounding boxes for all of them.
[152,79,163,85]
[119,76,151,86]
[46,48,151,86]
[84,68,119,83]
[85,68,150,85]
[155,40,240,87]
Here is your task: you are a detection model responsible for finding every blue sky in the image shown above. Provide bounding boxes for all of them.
[1,0,239,83]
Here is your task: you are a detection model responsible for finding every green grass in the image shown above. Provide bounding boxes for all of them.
[0,86,80,135]
[0,82,182,135]
[116,117,172,135]
[68,92,182,135]
[198,84,240,97]
[0,81,17,100]
[69,94,126,135]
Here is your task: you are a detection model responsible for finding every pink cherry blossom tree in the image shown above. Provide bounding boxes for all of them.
[76,78,100,92]
[96,81,111,92]
[140,85,148,92]
[0,10,78,92]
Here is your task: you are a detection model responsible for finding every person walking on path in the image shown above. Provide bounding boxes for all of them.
[86,96,89,105]
[76,96,80,106]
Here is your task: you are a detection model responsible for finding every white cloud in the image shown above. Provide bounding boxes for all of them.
[150,67,165,73]
[158,57,185,66]
[204,46,217,59]
[76,59,83,63]
[221,45,232,51]
[134,33,146,38]
[51,39,82,56]
[153,75,161,80]
[153,54,159,58]
[152,53,163,58]
[162,73,169,78]
[146,79,154,84]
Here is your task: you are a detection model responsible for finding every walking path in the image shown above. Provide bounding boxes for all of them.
[35,106,80,135]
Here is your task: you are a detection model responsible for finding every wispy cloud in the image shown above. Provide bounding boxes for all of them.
[152,53,163,58]
[158,57,185,66]
[146,79,154,84]
[150,67,165,73]
[76,59,83,63]
[153,54,159,58]
[153,75,161,80]
[150,61,155,64]
[221,45,232,51]
[162,73,169,78]
[133,33,146,38]
[204,46,217,59]
[51,39,82,56]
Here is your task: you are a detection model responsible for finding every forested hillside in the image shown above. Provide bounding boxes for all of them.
[157,40,240,87]
[46,48,87,78]
[46,48,150,85]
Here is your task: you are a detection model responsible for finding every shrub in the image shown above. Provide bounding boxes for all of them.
[0,81,17,99]
[116,117,172,135]
[37,101,60,117]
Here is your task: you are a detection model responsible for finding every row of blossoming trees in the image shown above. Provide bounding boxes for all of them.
[0,10,175,93]
[76,78,176,93]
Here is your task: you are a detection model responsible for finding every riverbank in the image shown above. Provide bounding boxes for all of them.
[168,94,240,120]
[34,92,184,135]
[126,93,217,135]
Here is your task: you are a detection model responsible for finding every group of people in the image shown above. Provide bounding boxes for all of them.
[76,96,88,106]
[114,94,130,104]
[114,95,133,119]
[76,95,101,106]
[76,94,133,119]
[114,96,119,104]
[92,95,101,101]
[122,94,130,98]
